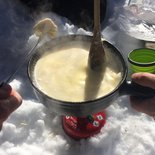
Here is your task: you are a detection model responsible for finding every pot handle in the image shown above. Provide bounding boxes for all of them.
[119,81,155,97]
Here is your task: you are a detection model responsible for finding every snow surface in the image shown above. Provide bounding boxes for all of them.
[0,79,155,155]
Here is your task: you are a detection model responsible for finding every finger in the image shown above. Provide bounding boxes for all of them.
[10,89,22,105]
[0,94,22,122]
[0,83,12,99]
[130,96,155,116]
[0,87,22,130]
[131,73,155,89]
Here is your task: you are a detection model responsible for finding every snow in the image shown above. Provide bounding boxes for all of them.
[0,77,155,155]
[1,0,155,155]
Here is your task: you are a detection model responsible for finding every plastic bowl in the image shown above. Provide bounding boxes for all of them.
[128,48,155,73]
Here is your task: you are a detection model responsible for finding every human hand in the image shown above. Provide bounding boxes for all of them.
[130,72,155,117]
[0,83,22,130]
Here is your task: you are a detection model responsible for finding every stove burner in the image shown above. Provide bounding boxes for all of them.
[62,111,106,139]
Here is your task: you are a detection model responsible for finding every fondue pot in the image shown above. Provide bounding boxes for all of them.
[28,34,155,139]
[28,34,155,117]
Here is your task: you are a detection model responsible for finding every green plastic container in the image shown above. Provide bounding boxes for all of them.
[128,48,155,73]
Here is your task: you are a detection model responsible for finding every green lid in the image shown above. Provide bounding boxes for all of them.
[128,48,155,73]
[128,48,155,67]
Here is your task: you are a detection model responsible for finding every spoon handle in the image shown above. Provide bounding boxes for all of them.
[88,0,105,71]
[120,81,155,97]
[94,0,101,34]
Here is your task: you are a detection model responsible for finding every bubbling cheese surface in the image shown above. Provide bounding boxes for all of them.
[34,46,121,102]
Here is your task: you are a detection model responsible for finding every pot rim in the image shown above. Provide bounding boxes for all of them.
[27,34,128,106]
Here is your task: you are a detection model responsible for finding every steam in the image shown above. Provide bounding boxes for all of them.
[0,0,94,98]
[0,0,145,95]
[0,0,34,83]
[102,1,146,61]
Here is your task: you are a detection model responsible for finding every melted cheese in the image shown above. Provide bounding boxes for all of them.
[34,46,121,102]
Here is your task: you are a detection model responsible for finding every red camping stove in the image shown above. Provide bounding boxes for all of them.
[62,111,106,140]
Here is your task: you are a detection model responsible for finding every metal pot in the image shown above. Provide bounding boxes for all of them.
[27,35,155,116]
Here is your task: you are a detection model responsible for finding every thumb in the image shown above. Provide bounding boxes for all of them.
[131,73,155,89]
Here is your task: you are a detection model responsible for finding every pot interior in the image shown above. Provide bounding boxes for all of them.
[28,35,127,103]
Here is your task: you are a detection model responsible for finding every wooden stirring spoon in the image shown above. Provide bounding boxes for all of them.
[88,0,106,71]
